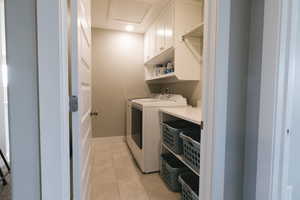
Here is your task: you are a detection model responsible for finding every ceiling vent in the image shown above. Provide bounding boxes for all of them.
[109,0,152,24]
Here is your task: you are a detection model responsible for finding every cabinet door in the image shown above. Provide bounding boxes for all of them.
[164,3,174,49]
[149,24,156,59]
[155,14,165,54]
[144,30,150,62]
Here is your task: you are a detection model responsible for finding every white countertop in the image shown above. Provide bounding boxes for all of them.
[159,106,202,125]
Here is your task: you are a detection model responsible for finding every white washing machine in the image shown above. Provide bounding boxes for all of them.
[127,94,187,173]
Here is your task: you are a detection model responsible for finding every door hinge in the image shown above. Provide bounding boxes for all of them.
[200,121,204,130]
[69,96,78,112]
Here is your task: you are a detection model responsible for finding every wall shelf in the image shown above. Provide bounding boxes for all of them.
[145,71,200,84]
[145,47,174,66]
[182,23,204,64]
[146,72,176,81]
[184,38,202,63]
[182,23,204,39]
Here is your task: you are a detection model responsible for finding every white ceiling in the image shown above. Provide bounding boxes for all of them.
[92,0,169,33]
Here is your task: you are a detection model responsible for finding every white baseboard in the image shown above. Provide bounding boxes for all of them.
[92,136,125,144]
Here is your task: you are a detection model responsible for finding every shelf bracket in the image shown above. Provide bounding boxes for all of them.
[183,37,202,64]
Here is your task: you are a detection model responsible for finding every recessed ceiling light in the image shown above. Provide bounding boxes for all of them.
[125,25,134,32]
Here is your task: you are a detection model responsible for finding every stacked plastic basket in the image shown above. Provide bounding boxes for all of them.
[161,120,201,199]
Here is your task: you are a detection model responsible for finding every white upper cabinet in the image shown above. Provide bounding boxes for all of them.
[149,25,156,60]
[164,4,174,50]
[144,0,203,83]
[155,14,165,55]
[144,24,156,63]
[144,30,149,62]
[144,1,174,64]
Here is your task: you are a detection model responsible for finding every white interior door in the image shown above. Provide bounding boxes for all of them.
[70,0,92,199]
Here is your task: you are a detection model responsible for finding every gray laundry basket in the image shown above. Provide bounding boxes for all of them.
[180,126,201,172]
[178,172,199,200]
[161,120,192,154]
[160,153,188,192]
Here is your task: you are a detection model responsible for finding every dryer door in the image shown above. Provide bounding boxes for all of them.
[131,104,143,149]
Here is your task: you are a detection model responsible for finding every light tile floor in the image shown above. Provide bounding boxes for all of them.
[91,139,181,200]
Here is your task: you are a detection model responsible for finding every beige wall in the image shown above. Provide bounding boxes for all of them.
[92,28,153,138]
[91,28,201,138]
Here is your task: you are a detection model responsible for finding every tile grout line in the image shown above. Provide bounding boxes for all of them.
[91,139,180,200]
[111,153,122,200]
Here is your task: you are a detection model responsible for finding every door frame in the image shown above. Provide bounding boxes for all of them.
[36,0,70,199]
[0,0,9,164]
[35,0,238,199]
[200,0,231,199]
[256,0,299,199]
[6,0,70,199]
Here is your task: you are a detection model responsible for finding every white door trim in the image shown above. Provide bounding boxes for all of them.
[36,0,70,199]
[200,0,231,199]
[279,1,299,199]
[256,0,298,199]
[0,0,8,164]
